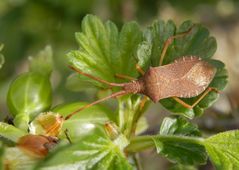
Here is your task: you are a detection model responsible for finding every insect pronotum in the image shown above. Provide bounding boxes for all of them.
[65,25,218,120]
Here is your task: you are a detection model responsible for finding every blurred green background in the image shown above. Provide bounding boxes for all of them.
[0,0,239,169]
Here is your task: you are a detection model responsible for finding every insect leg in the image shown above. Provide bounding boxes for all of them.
[115,74,135,81]
[69,65,125,87]
[139,96,149,111]
[173,87,219,109]
[136,64,145,75]
[64,129,72,144]
[65,90,128,120]
[115,64,144,80]
[159,26,194,65]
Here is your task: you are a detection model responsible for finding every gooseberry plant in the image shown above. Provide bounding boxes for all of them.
[0,14,236,170]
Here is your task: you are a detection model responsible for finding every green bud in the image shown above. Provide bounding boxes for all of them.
[7,72,52,129]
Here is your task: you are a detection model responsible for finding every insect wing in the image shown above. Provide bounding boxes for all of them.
[165,56,216,98]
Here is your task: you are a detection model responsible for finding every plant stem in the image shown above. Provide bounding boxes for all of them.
[118,99,125,131]
[0,122,26,142]
[118,96,141,138]
[130,98,150,137]
[13,113,29,132]
[124,98,133,138]
[125,136,155,152]
[133,153,143,170]
[126,135,205,153]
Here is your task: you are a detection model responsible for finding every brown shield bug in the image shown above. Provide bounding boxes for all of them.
[65,26,218,120]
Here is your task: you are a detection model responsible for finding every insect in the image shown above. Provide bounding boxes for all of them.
[65,26,218,120]
[17,134,58,158]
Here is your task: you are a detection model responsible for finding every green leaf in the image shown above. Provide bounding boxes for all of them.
[28,45,53,77]
[136,41,152,71]
[67,14,142,89]
[52,102,115,141]
[0,122,27,142]
[170,164,197,170]
[142,20,216,66]
[139,20,175,67]
[139,20,228,118]
[159,116,201,136]
[36,132,132,170]
[66,73,96,91]
[204,130,239,170]
[126,134,206,165]
[4,147,39,170]
[153,135,206,165]
[154,116,206,165]
[135,116,148,135]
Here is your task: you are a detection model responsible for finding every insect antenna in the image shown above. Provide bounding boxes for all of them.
[65,66,130,120]
[68,66,125,87]
[65,90,127,120]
